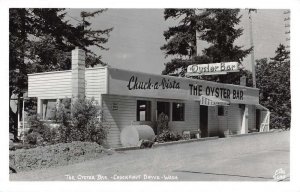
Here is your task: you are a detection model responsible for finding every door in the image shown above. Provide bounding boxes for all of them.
[256,109,261,131]
[200,105,208,137]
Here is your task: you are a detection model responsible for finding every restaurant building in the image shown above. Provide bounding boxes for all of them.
[27,48,270,148]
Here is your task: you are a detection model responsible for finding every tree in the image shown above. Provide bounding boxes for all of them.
[256,44,290,129]
[161,9,252,85]
[9,8,112,139]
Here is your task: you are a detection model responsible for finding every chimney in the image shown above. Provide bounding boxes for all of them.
[240,76,246,86]
[72,47,85,99]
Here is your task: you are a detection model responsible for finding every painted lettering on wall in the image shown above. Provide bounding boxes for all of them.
[127,75,180,90]
[189,84,243,100]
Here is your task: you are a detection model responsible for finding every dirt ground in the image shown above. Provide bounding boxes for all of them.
[9,141,111,172]
[10,131,290,181]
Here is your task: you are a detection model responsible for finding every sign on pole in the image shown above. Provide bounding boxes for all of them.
[186,62,239,76]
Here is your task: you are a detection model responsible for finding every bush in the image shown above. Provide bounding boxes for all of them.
[25,132,38,145]
[155,113,182,142]
[156,130,182,143]
[26,97,109,147]
[55,97,108,145]
[27,114,59,145]
[157,113,169,134]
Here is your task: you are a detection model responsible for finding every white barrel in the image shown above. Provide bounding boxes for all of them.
[120,125,155,147]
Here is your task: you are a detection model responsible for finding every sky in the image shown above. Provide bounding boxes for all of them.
[67,9,289,74]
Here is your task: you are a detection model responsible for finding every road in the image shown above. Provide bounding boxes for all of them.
[10,131,290,181]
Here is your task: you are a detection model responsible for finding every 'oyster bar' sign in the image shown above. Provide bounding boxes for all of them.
[108,68,259,104]
[187,62,239,75]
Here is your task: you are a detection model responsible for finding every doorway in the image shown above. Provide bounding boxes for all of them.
[200,105,208,137]
[256,109,261,131]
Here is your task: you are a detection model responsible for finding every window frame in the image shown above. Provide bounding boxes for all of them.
[136,100,152,121]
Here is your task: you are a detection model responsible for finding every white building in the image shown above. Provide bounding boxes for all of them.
[27,48,270,148]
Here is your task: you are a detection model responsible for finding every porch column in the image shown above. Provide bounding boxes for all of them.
[37,98,42,115]
[241,105,249,134]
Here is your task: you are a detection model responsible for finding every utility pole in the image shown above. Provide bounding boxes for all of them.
[248,10,256,88]
[283,10,290,51]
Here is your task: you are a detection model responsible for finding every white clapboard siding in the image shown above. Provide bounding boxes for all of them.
[169,100,199,134]
[208,104,257,136]
[85,68,107,103]
[28,71,72,98]
[28,67,107,99]
[207,104,243,136]
[102,94,201,148]
[227,104,243,135]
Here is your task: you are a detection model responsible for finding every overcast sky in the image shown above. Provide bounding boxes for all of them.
[67,9,289,74]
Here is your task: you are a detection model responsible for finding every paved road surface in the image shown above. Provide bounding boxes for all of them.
[10,131,290,181]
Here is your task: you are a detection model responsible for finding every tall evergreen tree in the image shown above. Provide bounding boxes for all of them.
[161,9,252,85]
[9,8,112,139]
[256,44,290,129]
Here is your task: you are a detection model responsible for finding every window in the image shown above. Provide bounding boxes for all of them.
[172,103,185,121]
[137,100,151,121]
[218,106,224,116]
[157,101,170,119]
[239,104,245,110]
[42,99,57,120]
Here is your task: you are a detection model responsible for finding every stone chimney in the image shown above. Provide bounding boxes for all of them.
[72,47,85,99]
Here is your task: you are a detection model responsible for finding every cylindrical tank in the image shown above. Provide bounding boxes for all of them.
[120,125,155,147]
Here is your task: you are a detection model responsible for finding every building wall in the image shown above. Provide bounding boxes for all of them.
[207,104,257,136]
[101,94,200,148]
[28,67,107,100]
[85,67,107,103]
[28,70,72,99]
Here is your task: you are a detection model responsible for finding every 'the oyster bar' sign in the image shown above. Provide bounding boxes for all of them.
[107,68,259,105]
[187,62,239,76]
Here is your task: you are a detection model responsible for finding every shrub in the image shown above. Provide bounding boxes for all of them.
[157,113,169,134]
[156,130,182,143]
[25,132,38,145]
[26,97,109,146]
[55,97,109,145]
[155,113,182,142]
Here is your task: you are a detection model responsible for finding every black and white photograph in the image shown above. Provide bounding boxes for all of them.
[1,0,300,191]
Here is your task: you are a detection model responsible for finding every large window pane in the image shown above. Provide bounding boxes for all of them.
[157,101,170,119]
[172,103,185,121]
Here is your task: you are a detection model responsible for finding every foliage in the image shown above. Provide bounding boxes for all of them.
[9,8,113,138]
[27,114,58,145]
[161,9,252,85]
[256,44,290,129]
[161,9,200,58]
[55,97,109,145]
[25,97,109,146]
[156,113,169,134]
[156,130,182,143]
[25,132,39,145]
[156,113,182,142]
